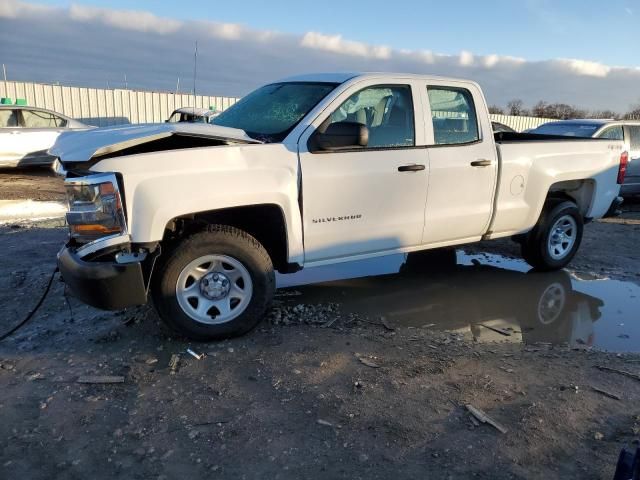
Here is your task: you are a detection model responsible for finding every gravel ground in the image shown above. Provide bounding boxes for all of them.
[0,172,639,479]
[0,168,66,202]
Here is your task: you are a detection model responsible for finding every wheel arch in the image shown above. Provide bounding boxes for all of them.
[162,204,299,273]
[547,179,595,217]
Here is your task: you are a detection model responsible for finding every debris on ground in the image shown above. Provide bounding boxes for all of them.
[77,375,125,384]
[186,348,205,360]
[268,302,341,326]
[595,365,640,382]
[478,323,512,336]
[591,386,622,400]
[380,316,395,331]
[466,404,508,434]
[355,353,380,368]
[169,354,180,374]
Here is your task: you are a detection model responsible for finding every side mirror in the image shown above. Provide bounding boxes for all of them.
[310,121,369,152]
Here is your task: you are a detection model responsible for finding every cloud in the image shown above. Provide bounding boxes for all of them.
[554,58,611,78]
[68,4,182,34]
[0,0,50,17]
[1,0,639,111]
[459,51,474,67]
[301,32,391,60]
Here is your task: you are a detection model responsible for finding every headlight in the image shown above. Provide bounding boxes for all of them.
[65,173,126,243]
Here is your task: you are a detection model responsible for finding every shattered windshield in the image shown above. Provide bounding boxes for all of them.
[212,82,338,142]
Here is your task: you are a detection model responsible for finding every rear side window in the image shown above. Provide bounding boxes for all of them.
[20,110,67,128]
[597,126,624,140]
[0,109,18,127]
[428,87,479,145]
[628,126,640,150]
[327,85,415,148]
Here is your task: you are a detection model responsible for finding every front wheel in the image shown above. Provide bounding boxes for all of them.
[151,225,275,341]
[521,200,584,271]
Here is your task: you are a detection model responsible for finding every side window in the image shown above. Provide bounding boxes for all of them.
[628,126,640,150]
[428,87,479,145]
[327,85,414,148]
[20,110,67,128]
[0,109,18,128]
[597,126,624,140]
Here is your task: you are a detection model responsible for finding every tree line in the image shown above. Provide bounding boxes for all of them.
[489,99,640,120]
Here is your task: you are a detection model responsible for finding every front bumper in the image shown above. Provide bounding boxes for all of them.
[57,245,147,310]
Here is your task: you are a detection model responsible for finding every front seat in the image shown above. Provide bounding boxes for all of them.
[369,106,412,147]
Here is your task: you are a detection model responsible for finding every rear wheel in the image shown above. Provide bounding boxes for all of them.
[151,225,275,341]
[521,199,583,271]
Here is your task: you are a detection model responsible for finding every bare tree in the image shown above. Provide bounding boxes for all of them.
[624,104,640,120]
[588,110,619,120]
[532,101,587,120]
[507,99,527,116]
[532,101,549,118]
[488,105,505,115]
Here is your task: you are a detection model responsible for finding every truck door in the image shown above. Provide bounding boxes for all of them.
[624,125,640,192]
[297,82,429,263]
[421,84,498,244]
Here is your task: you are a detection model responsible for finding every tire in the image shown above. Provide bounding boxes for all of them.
[151,225,275,341]
[521,199,583,271]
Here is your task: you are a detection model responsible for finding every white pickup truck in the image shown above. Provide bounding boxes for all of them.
[51,73,628,340]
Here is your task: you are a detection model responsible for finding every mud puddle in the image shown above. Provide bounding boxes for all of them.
[277,249,640,352]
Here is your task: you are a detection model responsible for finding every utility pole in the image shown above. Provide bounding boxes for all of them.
[176,77,180,95]
[192,41,198,112]
[2,64,7,95]
[124,73,128,89]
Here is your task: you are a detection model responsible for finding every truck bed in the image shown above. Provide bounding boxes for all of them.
[488,133,624,239]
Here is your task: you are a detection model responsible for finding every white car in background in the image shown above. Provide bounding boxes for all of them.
[0,106,88,168]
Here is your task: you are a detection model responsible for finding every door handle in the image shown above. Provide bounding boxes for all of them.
[398,164,425,172]
[470,159,492,167]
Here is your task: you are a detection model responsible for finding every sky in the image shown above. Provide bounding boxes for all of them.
[1,0,639,111]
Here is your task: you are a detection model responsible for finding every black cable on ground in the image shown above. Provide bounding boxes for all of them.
[0,267,59,342]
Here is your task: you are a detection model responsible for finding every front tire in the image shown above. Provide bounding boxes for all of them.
[521,200,583,271]
[151,225,275,341]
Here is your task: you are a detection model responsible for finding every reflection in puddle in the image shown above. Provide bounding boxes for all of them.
[276,250,640,353]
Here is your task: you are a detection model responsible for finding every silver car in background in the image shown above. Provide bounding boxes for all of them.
[530,119,640,196]
[0,105,89,168]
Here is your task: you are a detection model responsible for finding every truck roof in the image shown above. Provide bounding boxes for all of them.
[277,72,474,85]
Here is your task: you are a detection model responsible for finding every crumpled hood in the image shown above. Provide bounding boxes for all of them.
[49,122,261,163]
